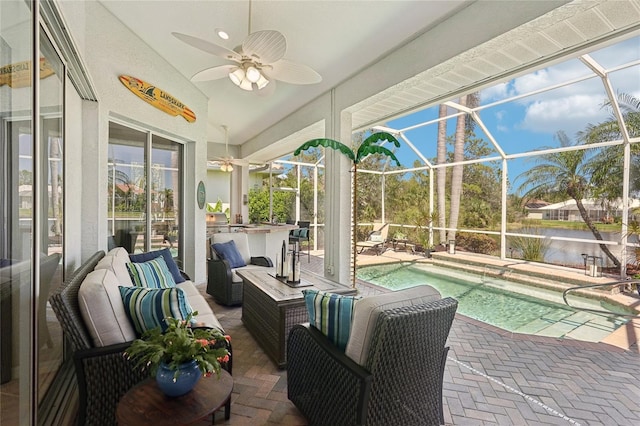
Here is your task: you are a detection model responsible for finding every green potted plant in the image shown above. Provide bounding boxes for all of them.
[125,312,230,397]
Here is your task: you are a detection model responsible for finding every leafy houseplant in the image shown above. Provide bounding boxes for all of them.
[125,312,230,381]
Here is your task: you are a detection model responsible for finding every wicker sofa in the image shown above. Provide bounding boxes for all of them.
[287,286,458,426]
[49,248,231,425]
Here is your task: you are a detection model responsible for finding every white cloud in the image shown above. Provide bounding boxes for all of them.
[481,82,509,102]
[517,94,610,137]
[479,37,640,138]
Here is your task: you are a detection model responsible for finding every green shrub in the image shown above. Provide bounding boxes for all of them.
[456,233,498,254]
[509,228,550,262]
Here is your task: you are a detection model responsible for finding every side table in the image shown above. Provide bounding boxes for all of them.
[116,369,233,425]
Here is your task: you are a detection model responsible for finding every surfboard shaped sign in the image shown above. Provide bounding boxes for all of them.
[119,75,196,123]
[0,57,55,88]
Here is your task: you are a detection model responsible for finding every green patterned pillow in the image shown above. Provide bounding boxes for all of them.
[119,286,193,335]
[302,289,360,351]
[126,255,177,288]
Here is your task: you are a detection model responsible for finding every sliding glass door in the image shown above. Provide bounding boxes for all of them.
[1,5,65,423]
[108,122,183,263]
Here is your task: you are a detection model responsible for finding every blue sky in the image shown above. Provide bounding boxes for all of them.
[384,35,640,194]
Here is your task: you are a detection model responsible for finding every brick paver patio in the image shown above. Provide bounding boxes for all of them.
[198,253,640,425]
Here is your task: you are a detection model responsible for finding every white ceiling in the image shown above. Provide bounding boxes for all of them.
[98,0,640,164]
[99,0,470,146]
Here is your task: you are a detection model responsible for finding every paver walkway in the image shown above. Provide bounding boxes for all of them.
[197,253,640,425]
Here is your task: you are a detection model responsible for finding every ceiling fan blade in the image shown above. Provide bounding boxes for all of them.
[230,158,249,166]
[172,32,242,62]
[242,30,286,64]
[191,65,236,82]
[265,59,322,85]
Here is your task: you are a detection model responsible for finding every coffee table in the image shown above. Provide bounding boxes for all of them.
[237,269,357,368]
[116,369,233,425]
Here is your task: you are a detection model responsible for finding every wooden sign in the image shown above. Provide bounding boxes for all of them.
[0,57,55,88]
[119,75,196,123]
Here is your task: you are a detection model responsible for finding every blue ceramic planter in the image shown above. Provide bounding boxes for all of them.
[155,360,201,397]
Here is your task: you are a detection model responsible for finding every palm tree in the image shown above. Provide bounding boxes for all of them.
[294,132,400,285]
[517,131,621,268]
[447,95,468,242]
[580,92,640,201]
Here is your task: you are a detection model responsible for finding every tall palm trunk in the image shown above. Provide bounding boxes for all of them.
[447,95,467,241]
[436,104,447,244]
[574,198,621,267]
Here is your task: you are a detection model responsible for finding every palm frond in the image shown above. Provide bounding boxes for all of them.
[294,138,356,162]
[356,132,400,163]
[357,145,401,166]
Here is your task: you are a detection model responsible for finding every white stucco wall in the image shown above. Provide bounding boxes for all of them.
[58,1,209,281]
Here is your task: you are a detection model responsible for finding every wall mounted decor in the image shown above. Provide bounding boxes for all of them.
[119,75,196,122]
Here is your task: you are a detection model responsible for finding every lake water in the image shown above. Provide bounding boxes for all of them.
[507,228,625,268]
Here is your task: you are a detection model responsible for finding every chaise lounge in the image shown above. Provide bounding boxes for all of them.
[355,222,389,255]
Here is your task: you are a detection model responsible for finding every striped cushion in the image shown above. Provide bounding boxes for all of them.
[119,286,193,335]
[126,256,176,288]
[303,290,360,351]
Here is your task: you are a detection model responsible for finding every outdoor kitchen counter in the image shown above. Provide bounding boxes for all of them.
[230,224,298,262]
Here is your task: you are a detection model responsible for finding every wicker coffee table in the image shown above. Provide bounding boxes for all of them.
[237,269,356,368]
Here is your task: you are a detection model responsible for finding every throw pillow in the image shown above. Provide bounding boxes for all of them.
[302,289,360,351]
[212,240,246,268]
[129,248,185,283]
[119,286,193,335]
[291,228,308,238]
[126,256,177,289]
[370,233,384,243]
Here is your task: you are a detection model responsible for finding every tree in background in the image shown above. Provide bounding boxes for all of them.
[247,187,295,224]
[447,95,467,242]
[582,92,640,201]
[516,131,620,267]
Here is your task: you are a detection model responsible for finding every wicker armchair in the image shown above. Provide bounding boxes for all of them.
[207,232,272,306]
[49,251,232,425]
[287,297,458,426]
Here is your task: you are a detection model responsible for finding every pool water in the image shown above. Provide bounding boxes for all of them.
[356,263,632,342]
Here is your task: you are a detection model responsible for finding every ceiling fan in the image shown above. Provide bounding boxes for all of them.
[209,125,248,172]
[172,1,321,92]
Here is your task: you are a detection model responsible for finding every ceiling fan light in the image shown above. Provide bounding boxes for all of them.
[245,66,261,83]
[256,74,269,90]
[226,163,234,172]
[229,68,245,86]
[239,78,253,91]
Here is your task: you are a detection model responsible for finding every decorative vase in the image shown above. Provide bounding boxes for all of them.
[155,360,201,397]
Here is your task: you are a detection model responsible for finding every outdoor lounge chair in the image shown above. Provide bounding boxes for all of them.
[356,223,389,255]
[287,286,458,425]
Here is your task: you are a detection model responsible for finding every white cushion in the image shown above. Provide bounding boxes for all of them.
[94,247,133,286]
[212,233,251,265]
[345,285,441,366]
[176,281,224,331]
[78,268,136,346]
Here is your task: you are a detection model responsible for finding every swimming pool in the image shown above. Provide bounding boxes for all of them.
[356,263,632,342]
